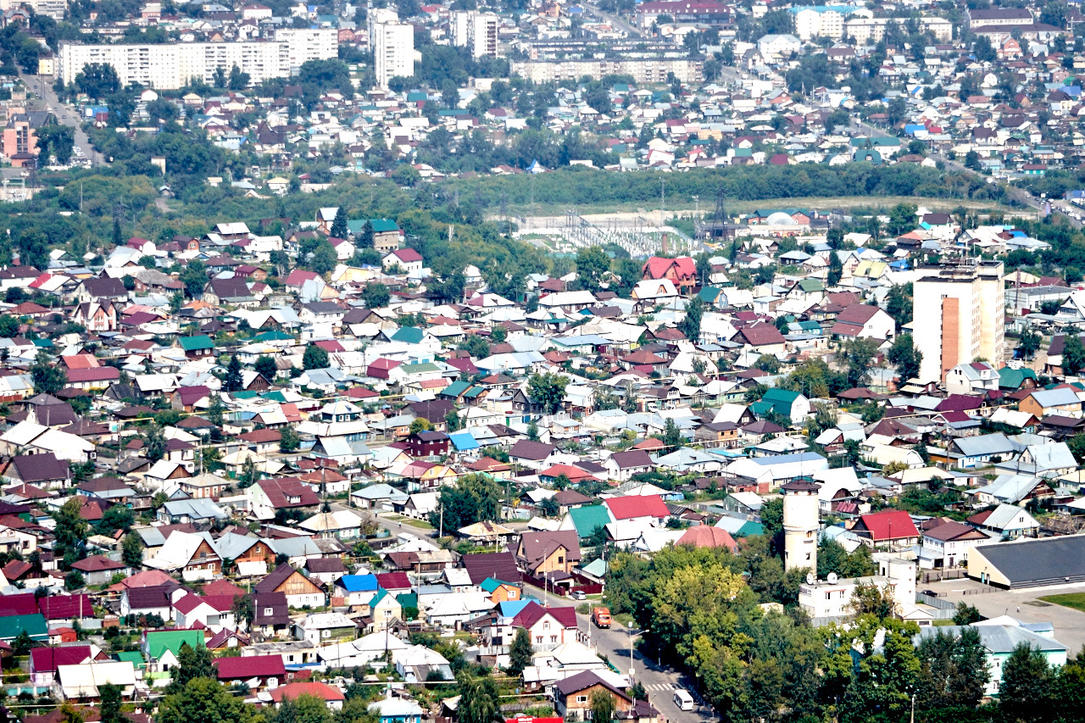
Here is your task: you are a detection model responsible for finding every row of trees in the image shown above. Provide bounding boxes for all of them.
[603,542,1085,723]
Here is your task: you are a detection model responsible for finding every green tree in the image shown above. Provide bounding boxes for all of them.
[429,473,503,532]
[159,676,251,723]
[362,283,391,308]
[679,297,704,342]
[885,283,913,329]
[887,333,922,382]
[207,394,225,426]
[886,203,917,236]
[507,627,533,677]
[842,338,880,388]
[915,628,989,710]
[590,690,617,723]
[330,207,349,239]
[54,497,88,569]
[0,315,19,337]
[311,240,337,276]
[280,426,300,453]
[31,351,67,394]
[575,246,610,291]
[1017,330,1042,360]
[255,355,278,381]
[952,602,982,625]
[459,335,490,359]
[144,424,167,462]
[827,251,843,286]
[456,673,499,723]
[180,260,207,298]
[122,532,143,568]
[1064,334,1085,375]
[527,372,569,415]
[303,344,330,370]
[74,62,120,99]
[100,682,123,723]
[168,642,215,692]
[1000,643,1054,723]
[224,354,243,392]
[662,418,683,448]
[270,694,331,723]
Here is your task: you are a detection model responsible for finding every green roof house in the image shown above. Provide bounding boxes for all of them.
[750,388,810,424]
[177,335,215,357]
[144,630,204,669]
[567,504,612,539]
[0,614,47,642]
[998,366,1038,391]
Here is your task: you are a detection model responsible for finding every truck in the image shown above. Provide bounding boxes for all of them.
[592,606,612,628]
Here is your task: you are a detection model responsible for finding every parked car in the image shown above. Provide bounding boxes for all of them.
[592,606,611,628]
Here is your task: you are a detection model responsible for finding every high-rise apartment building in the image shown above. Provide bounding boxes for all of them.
[452,11,499,58]
[58,37,338,90]
[913,259,1005,382]
[373,23,415,88]
[274,28,340,75]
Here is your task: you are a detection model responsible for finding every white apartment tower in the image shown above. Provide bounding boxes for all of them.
[783,480,819,573]
[912,259,1005,383]
[452,12,499,58]
[58,38,338,90]
[374,22,415,88]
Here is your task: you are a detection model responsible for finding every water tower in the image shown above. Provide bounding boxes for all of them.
[782,479,820,573]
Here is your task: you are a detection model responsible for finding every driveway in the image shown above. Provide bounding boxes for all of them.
[922,577,1085,651]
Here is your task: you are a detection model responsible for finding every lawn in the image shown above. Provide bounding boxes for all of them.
[1038,593,1085,613]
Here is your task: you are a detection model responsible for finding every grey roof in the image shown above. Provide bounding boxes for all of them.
[267,536,324,558]
[952,433,1015,457]
[162,498,228,520]
[973,534,1085,586]
[1029,388,1079,408]
[915,624,1066,655]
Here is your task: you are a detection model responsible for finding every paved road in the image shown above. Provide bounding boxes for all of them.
[528,585,716,723]
[582,0,643,38]
[21,72,105,167]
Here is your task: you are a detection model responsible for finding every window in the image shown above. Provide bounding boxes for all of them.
[576,696,588,704]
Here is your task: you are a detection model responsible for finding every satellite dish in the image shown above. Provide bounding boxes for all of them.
[806,572,815,585]
[827,572,838,584]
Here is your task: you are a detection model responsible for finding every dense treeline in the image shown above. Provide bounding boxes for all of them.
[604,543,1085,723]
[446,163,1010,211]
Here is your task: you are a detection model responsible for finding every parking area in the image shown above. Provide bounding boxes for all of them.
[923,577,1085,651]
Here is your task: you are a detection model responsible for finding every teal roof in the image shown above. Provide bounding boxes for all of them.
[254,330,293,342]
[116,651,145,669]
[370,218,399,233]
[999,366,1038,390]
[480,577,518,593]
[178,335,214,351]
[698,287,722,303]
[0,614,47,641]
[441,380,471,397]
[568,504,611,539]
[392,327,424,344]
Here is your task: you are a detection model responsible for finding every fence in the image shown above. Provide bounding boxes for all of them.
[915,593,957,620]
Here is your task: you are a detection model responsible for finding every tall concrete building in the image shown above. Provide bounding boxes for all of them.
[373,22,415,88]
[913,259,1005,382]
[58,37,337,90]
[783,480,819,573]
[452,11,499,58]
[274,28,340,75]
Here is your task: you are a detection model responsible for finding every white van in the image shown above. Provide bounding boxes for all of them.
[673,689,695,711]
